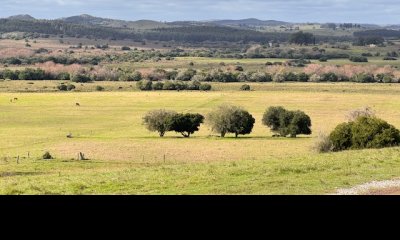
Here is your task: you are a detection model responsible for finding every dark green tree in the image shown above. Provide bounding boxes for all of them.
[169,113,204,137]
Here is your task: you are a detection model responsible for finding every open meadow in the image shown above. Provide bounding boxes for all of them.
[1,82,400,194]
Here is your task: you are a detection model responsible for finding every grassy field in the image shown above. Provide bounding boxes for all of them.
[1,82,400,194]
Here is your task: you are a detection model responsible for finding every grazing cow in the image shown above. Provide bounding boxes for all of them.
[76,103,80,106]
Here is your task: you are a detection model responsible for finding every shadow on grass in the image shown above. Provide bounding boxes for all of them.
[133,135,313,140]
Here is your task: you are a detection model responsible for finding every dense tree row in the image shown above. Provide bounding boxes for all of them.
[354,29,400,38]
[0,19,354,44]
[2,67,399,84]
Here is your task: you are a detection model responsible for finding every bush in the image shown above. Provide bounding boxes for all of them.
[187,80,201,90]
[240,84,251,91]
[273,73,286,83]
[121,46,131,51]
[121,71,142,81]
[199,83,212,91]
[329,116,400,151]
[297,73,309,82]
[71,74,92,83]
[350,73,375,83]
[262,106,312,137]
[42,151,53,160]
[206,105,255,138]
[57,84,68,91]
[152,81,164,90]
[176,69,196,81]
[249,72,272,82]
[321,72,338,82]
[165,70,178,80]
[162,81,176,90]
[235,66,244,71]
[312,132,333,153]
[351,117,400,149]
[309,74,321,82]
[349,56,368,62]
[96,85,105,91]
[57,72,70,80]
[174,81,188,90]
[319,57,328,62]
[67,84,76,91]
[143,109,177,137]
[283,72,298,82]
[169,113,205,137]
[136,80,153,91]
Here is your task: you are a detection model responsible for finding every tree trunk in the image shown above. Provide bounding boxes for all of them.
[221,131,226,138]
[235,132,238,138]
[182,132,190,138]
[160,132,165,137]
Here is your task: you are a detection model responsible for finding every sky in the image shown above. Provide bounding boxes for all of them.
[1,0,400,24]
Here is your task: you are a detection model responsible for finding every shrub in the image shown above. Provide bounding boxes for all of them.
[175,81,188,90]
[321,72,338,82]
[152,81,164,90]
[382,75,394,83]
[206,105,255,138]
[349,56,368,62]
[136,80,153,91]
[71,74,91,83]
[143,110,177,137]
[165,70,178,80]
[169,113,204,137]
[199,83,212,91]
[283,72,298,82]
[121,46,131,51]
[187,80,201,90]
[67,84,76,91]
[297,73,309,82]
[57,72,70,80]
[312,132,333,153]
[309,74,322,82]
[162,81,176,90]
[121,71,142,81]
[235,66,244,71]
[252,72,272,82]
[351,117,400,149]
[176,69,196,81]
[273,73,286,83]
[329,116,400,151]
[131,71,143,81]
[240,84,251,91]
[319,57,328,62]
[57,84,68,91]
[330,122,354,151]
[96,85,105,91]
[350,73,375,83]
[42,151,53,160]
[262,106,312,137]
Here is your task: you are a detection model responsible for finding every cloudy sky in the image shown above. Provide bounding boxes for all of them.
[1,0,399,24]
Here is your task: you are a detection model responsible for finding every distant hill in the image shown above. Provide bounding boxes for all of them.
[210,18,290,27]
[7,14,36,21]
[60,14,168,30]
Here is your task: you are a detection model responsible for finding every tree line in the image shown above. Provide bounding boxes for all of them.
[143,106,312,138]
